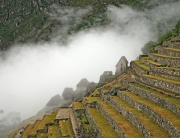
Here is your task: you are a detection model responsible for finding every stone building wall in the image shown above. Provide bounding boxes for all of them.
[151,67,180,77]
[117,91,180,138]
[148,53,180,67]
[140,74,180,94]
[155,46,180,57]
[128,83,180,116]
[85,110,104,138]
[163,41,180,48]
[96,103,126,138]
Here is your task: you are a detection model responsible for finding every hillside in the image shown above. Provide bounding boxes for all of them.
[8,34,180,138]
[1,0,180,50]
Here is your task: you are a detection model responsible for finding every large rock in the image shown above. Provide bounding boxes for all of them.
[46,94,63,106]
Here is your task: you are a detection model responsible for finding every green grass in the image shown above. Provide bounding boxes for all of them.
[38,133,48,138]
[28,120,41,136]
[142,57,162,66]
[143,74,180,85]
[87,108,119,138]
[163,47,180,52]
[73,102,84,110]
[99,102,144,138]
[59,119,74,138]
[112,96,170,138]
[48,124,60,138]
[80,114,90,129]
[84,97,102,103]
[133,60,150,71]
[122,91,180,131]
[21,124,33,138]
[151,53,180,59]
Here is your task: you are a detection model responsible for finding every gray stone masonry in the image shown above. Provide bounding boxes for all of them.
[131,61,149,76]
[148,53,180,67]
[106,96,152,138]
[155,46,180,57]
[117,91,180,138]
[140,74,180,95]
[163,41,180,48]
[128,83,180,116]
[139,55,161,68]
[96,103,126,138]
[85,109,104,138]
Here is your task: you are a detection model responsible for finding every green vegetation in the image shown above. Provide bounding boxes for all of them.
[134,60,150,71]
[87,108,119,138]
[28,120,41,136]
[48,124,61,138]
[59,119,74,138]
[84,97,102,103]
[112,96,170,138]
[21,124,33,138]
[142,20,180,54]
[141,57,162,66]
[73,102,84,110]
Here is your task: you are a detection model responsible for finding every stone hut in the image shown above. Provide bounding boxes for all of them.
[98,71,115,87]
[62,88,74,100]
[46,94,63,107]
[76,78,89,93]
[115,56,128,77]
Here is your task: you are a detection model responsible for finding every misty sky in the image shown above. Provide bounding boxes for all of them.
[0,2,180,120]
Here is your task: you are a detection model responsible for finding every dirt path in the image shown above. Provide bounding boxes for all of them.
[56,108,70,120]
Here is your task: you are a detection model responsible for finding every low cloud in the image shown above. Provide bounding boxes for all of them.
[0,2,180,121]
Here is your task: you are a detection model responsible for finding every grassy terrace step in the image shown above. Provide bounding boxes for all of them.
[150,53,180,59]
[133,60,150,71]
[48,124,60,138]
[73,102,84,110]
[38,133,47,138]
[143,74,180,85]
[83,97,102,103]
[37,112,57,131]
[87,108,119,138]
[98,102,144,138]
[140,56,162,67]
[28,120,41,136]
[21,124,33,138]
[120,91,180,133]
[130,83,180,109]
[111,96,170,138]
[59,119,74,138]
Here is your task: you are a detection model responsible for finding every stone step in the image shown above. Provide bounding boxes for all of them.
[141,74,180,95]
[117,90,180,137]
[155,46,180,57]
[86,108,119,138]
[109,96,170,138]
[28,120,41,137]
[97,101,146,138]
[21,124,34,138]
[148,53,180,67]
[48,124,61,138]
[128,83,180,116]
[139,56,162,67]
[131,60,150,76]
[150,67,180,81]
[59,119,75,138]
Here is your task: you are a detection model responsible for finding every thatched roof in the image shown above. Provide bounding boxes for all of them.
[46,94,63,106]
[76,78,89,87]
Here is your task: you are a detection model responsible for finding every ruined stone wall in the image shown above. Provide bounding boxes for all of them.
[131,61,149,76]
[128,83,180,116]
[155,46,180,57]
[163,41,180,48]
[117,91,180,137]
[85,110,104,138]
[96,103,126,138]
[148,53,180,67]
[140,74,180,94]
[151,67,180,77]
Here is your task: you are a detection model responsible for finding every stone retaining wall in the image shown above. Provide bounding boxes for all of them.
[149,71,180,81]
[140,74,180,95]
[163,41,180,48]
[148,53,180,67]
[117,91,180,137]
[155,46,180,57]
[85,109,104,138]
[151,67,180,78]
[106,96,151,138]
[131,61,149,76]
[96,103,126,138]
[128,83,180,116]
